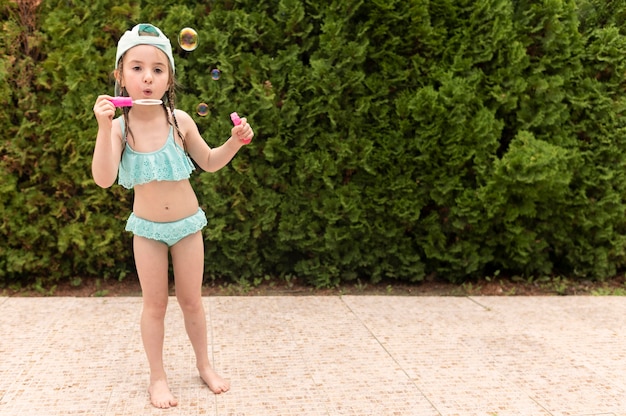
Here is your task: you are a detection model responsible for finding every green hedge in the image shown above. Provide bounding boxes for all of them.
[1,0,626,289]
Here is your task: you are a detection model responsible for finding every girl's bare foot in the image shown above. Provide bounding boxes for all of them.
[198,365,230,394]
[148,379,178,409]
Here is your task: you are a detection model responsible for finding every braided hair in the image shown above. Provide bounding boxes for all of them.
[166,87,187,151]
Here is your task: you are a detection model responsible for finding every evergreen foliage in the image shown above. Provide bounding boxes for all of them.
[1,0,626,288]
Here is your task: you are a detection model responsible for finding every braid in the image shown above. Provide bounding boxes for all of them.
[116,61,133,147]
[121,88,133,147]
[167,87,187,152]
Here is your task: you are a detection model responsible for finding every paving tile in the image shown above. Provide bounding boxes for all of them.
[1,296,626,415]
[343,296,626,416]
[466,297,626,416]
[278,297,438,416]
[1,298,142,416]
[209,297,326,415]
[209,297,438,415]
[342,296,551,415]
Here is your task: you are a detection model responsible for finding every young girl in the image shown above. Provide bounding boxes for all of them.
[91,23,254,409]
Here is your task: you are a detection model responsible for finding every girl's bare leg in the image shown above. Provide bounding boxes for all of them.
[133,235,179,408]
[171,231,230,394]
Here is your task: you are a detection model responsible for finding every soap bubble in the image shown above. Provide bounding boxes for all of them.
[178,27,198,52]
[211,68,221,81]
[196,103,209,117]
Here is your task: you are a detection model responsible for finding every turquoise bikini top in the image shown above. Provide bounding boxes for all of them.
[117,117,195,189]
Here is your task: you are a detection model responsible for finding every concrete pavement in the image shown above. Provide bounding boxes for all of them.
[1,295,625,415]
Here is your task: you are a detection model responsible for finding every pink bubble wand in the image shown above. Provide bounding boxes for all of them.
[230,112,251,144]
[109,97,163,107]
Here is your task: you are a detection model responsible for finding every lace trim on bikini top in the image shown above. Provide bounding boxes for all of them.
[117,116,195,189]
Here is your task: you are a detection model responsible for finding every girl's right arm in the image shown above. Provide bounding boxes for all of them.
[92,95,123,188]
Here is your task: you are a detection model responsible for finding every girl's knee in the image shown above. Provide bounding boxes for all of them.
[143,298,169,319]
[177,295,204,315]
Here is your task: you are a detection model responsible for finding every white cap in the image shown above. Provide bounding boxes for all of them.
[115,23,175,72]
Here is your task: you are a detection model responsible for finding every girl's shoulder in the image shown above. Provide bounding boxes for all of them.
[171,108,195,133]
[172,108,193,123]
[173,107,189,115]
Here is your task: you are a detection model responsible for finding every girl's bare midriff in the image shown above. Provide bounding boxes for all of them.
[132,179,199,222]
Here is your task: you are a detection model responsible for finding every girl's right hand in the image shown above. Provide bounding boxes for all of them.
[93,95,116,128]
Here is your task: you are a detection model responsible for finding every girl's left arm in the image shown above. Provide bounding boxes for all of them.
[179,110,254,172]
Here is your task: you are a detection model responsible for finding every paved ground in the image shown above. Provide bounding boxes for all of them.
[0,295,625,416]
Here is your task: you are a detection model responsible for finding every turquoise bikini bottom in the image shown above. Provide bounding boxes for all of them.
[125,208,207,247]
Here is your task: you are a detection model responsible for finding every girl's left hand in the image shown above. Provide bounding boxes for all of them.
[232,118,254,144]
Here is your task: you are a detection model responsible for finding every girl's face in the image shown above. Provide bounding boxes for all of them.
[118,44,171,101]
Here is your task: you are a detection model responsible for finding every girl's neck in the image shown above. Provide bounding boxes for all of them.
[129,105,169,122]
